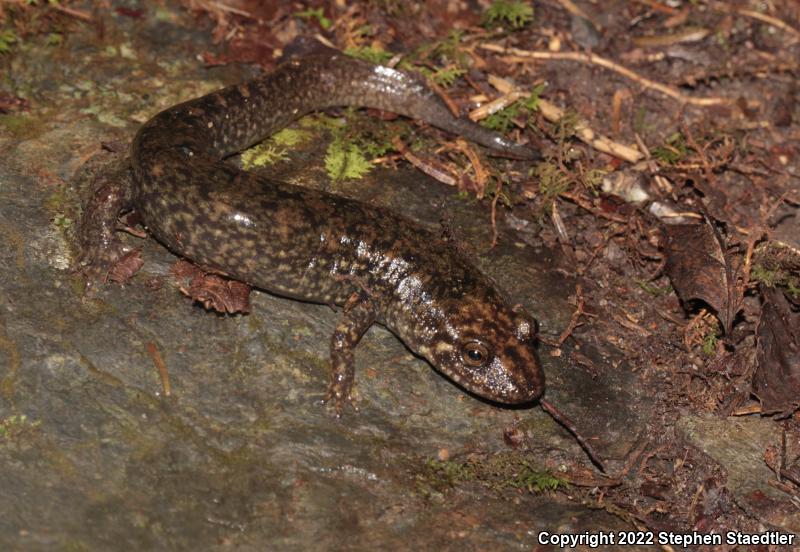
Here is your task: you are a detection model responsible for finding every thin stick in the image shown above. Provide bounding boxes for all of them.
[478,43,732,107]
[478,75,644,163]
[557,283,594,345]
[429,79,461,118]
[468,90,525,121]
[490,177,501,247]
[391,137,457,186]
[710,2,800,38]
[146,342,172,397]
[52,3,93,21]
[540,398,606,472]
[210,1,252,18]
[453,138,489,197]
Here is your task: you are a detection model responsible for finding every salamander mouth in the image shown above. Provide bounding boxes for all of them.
[439,365,544,405]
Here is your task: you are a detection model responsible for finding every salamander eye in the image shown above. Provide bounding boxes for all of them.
[461,341,489,367]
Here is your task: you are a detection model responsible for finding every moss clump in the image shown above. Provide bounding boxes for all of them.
[324,139,373,181]
[0,114,43,140]
[414,453,568,499]
[652,132,688,165]
[293,7,331,29]
[483,1,534,30]
[0,414,41,441]
[481,84,544,133]
[241,128,313,169]
[635,279,672,297]
[344,46,393,65]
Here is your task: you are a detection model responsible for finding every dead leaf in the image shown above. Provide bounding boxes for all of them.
[0,92,29,114]
[663,222,742,333]
[107,249,144,284]
[752,286,800,417]
[171,260,252,314]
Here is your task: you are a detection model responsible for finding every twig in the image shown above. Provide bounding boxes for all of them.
[391,137,457,186]
[556,0,592,21]
[210,1,253,18]
[478,74,644,163]
[429,79,461,118]
[633,0,678,14]
[682,124,716,185]
[478,43,732,107]
[559,191,629,223]
[468,90,525,121]
[146,342,171,397]
[731,403,762,416]
[52,3,92,21]
[710,2,800,38]
[558,283,596,345]
[550,199,570,244]
[453,138,489,198]
[490,178,501,247]
[540,398,606,472]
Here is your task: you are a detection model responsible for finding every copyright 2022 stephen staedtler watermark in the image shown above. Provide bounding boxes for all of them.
[537,529,796,548]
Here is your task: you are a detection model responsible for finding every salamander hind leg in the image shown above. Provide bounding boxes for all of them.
[77,160,143,285]
[324,293,377,416]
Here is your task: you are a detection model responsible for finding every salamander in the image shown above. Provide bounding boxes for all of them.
[79,48,545,412]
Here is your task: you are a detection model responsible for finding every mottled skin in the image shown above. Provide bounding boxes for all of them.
[80,52,544,410]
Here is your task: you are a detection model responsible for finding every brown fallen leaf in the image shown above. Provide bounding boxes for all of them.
[752,286,800,418]
[0,92,29,114]
[107,249,144,284]
[663,221,742,334]
[171,260,252,314]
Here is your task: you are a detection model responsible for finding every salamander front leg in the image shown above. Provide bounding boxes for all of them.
[77,161,142,285]
[324,294,377,416]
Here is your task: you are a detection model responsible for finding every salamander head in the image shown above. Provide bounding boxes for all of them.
[419,294,544,404]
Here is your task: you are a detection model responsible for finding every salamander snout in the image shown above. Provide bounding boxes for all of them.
[424,297,545,404]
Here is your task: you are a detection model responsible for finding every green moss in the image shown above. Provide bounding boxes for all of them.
[433,30,466,62]
[45,32,63,47]
[52,213,72,229]
[750,264,777,287]
[483,0,534,30]
[532,161,570,201]
[299,112,346,132]
[344,45,393,65]
[652,132,688,165]
[0,28,18,54]
[293,7,332,29]
[503,461,568,493]
[325,139,373,181]
[0,414,41,440]
[554,109,579,141]
[431,66,466,87]
[635,279,672,297]
[581,168,607,191]
[750,264,800,299]
[481,84,544,132]
[241,128,313,169]
[271,128,311,148]
[0,113,43,139]
[414,453,568,499]
[241,143,289,169]
[702,332,719,356]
